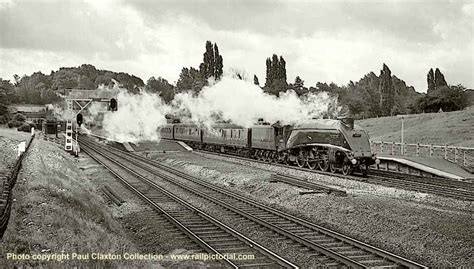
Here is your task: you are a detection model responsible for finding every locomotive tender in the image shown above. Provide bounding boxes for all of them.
[160,118,379,175]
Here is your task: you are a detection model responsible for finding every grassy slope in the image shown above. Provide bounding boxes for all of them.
[357,108,474,147]
[0,130,154,268]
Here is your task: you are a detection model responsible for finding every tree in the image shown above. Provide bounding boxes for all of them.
[291,76,307,96]
[378,63,395,116]
[176,67,204,94]
[13,74,20,86]
[427,68,435,94]
[434,68,448,88]
[229,68,248,80]
[427,67,448,94]
[416,84,470,113]
[214,43,223,80]
[253,75,260,86]
[199,41,224,81]
[146,77,175,103]
[0,79,15,104]
[264,54,288,96]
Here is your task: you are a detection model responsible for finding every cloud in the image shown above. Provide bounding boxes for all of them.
[0,0,472,92]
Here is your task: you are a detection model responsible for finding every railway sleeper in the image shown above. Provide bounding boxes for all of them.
[189,227,222,232]
[182,221,210,226]
[337,249,368,256]
[328,246,358,253]
[358,259,394,266]
[236,262,278,268]
[198,234,234,239]
[308,236,335,242]
[311,238,336,247]
[285,228,313,233]
[210,241,246,248]
[184,223,216,228]
[349,254,382,261]
[294,232,327,238]
[215,246,250,252]
[193,230,227,235]
[273,223,302,228]
[172,215,205,221]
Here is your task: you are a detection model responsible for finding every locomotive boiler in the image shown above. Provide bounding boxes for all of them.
[159,118,378,176]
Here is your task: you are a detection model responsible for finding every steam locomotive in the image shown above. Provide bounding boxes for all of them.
[160,118,379,176]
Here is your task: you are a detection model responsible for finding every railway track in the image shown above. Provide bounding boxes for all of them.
[80,139,297,269]
[270,173,347,196]
[194,150,474,201]
[81,137,427,268]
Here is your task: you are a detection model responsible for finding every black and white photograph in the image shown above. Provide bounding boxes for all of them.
[0,0,473,268]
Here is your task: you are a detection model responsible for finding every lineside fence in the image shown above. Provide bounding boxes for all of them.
[0,133,35,238]
[371,141,474,173]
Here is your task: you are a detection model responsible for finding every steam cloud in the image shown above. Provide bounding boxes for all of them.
[97,76,337,142]
[174,77,335,128]
[102,91,171,143]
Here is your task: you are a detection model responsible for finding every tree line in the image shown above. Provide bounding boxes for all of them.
[1,41,472,125]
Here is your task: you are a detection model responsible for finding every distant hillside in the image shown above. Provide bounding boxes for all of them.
[357,108,474,147]
[0,64,145,105]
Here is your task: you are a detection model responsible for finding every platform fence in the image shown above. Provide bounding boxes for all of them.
[371,141,474,173]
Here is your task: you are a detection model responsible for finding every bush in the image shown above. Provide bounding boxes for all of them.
[13,113,26,122]
[7,120,23,128]
[0,115,9,124]
[0,103,8,116]
[416,85,470,113]
[17,122,37,132]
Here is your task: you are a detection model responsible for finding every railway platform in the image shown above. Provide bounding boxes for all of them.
[373,154,473,181]
[126,139,191,152]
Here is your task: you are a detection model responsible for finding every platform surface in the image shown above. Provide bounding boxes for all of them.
[378,154,473,179]
[129,139,188,152]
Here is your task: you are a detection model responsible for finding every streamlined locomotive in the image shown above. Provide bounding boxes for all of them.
[160,118,378,175]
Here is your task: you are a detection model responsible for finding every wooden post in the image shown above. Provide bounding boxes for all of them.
[444,144,448,160]
[454,148,458,163]
[464,151,466,167]
[391,142,394,156]
[416,143,420,157]
[381,142,384,154]
[430,144,433,158]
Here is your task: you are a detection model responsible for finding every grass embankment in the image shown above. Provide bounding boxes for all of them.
[0,129,153,268]
[357,108,474,147]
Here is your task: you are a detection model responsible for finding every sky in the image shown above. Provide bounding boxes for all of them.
[0,0,473,93]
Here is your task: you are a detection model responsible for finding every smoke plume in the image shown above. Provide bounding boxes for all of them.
[96,76,336,142]
[102,91,171,142]
[173,76,335,128]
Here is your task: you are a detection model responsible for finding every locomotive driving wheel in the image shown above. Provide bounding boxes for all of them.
[306,159,318,170]
[342,162,353,176]
[271,152,278,163]
[329,163,337,173]
[319,154,329,172]
[280,152,289,165]
[295,150,306,168]
[265,151,272,163]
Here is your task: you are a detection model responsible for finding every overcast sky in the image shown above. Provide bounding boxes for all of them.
[0,0,473,92]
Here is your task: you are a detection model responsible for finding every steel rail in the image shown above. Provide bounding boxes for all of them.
[81,140,298,269]
[84,138,427,269]
[194,150,474,201]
